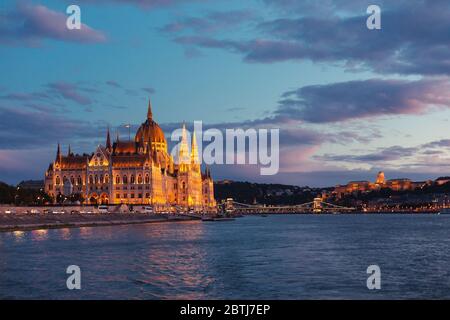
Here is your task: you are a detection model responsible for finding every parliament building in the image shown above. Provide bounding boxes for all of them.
[44,101,216,212]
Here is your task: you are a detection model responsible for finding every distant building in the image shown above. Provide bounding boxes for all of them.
[376,171,385,184]
[385,178,412,191]
[435,177,450,185]
[18,180,44,190]
[334,172,429,197]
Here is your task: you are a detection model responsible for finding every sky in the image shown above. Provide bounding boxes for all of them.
[1,0,450,187]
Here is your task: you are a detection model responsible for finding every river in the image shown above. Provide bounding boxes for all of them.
[0,214,449,299]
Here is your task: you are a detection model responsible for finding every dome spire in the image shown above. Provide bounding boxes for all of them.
[147,99,153,121]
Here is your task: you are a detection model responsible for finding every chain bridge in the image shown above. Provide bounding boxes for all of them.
[221,198,356,214]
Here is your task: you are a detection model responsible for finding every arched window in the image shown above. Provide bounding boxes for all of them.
[95,175,98,184]
[56,176,61,185]
[116,175,120,184]
[105,175,109,184]
[123,175,128,184]
[182,181,186,190]
[70,176,75,185]
[100,175,104,184]
[138,175,143,184]
[77,176,82,185]
[89,175,93,184]
[145,174,150,184]
[131,175,135,184]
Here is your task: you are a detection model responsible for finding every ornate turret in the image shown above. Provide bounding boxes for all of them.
[191,130,199,164]
[191,130,200,172]
[178,123,190,171]
[67,144,72,157]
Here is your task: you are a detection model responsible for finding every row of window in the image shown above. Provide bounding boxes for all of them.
[55,175,110,186]
[54,175,211,191]
[115,174,150,184]
[115,186,151,191]
[56,173,160,186]
[115,193,151,199]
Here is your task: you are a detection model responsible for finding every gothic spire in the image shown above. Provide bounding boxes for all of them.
[106,126,112,150]
[67,144,72,156]
[56,142,61,162]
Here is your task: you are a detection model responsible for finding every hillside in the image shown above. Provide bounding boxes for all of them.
[213,180,328,205]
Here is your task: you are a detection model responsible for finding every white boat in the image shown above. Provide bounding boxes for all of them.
[98,205,109,213]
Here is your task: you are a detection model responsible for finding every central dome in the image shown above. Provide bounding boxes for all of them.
[135,100,167,147]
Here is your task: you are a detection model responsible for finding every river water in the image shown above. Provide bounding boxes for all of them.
[0,214,449,299]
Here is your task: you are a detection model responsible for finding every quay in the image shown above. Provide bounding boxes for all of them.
[0,205,200,232]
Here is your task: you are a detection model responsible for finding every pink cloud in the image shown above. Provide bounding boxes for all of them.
[0,3,106,46]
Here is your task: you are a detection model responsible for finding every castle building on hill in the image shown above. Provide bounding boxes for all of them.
[333,171,431,198]
[44,101,216,212]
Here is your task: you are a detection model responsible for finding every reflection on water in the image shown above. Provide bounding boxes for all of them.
[140,222,214,299]
[79,227,94,239]
[1,215,450,299]
[59,228,72,241]
[13,231,25,242]
[31,229,48,241]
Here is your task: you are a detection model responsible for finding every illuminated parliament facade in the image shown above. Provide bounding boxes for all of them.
[44,101,216,211]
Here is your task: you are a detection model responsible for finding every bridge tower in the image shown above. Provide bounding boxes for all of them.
[225,198,234,214]
[313,197,322,213]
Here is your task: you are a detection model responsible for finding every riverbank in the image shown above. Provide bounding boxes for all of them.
[0,212,198,232]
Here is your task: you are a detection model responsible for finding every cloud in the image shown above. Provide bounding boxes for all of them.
[261,0,410,16]
[76,0,207,9]
[316,137,450,167]
[0,3,107,46]
[0,106,103,150]
[161,10,255,34]
[106,80,121,88]
[276,78,450,123]
[317,146,418,163]
[142,87,156,94]
[422,139,450,149]
[47,81,93,105]
[0,91,51,102]
[175,1,450,76]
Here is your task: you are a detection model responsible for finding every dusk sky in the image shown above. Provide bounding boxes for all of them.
[2,0,450,186]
